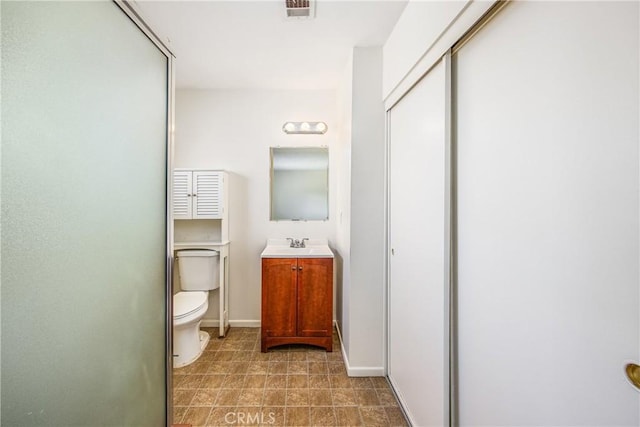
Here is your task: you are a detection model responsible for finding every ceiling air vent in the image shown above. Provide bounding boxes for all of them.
[285,0,315,19]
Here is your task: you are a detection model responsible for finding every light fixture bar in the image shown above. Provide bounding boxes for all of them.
[282,121,328,135]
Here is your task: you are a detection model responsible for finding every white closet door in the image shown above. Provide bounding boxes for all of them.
[455,1,639,425]
[388,58,449,427]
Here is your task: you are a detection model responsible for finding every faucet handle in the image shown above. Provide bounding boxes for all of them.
[286,237,294,247]
[301,238,309,248]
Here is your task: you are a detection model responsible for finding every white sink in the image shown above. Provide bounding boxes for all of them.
[261,239,334,258]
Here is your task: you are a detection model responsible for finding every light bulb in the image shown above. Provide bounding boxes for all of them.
[283,122,296,133]
[315,122,327,133]
[300,122,310,132]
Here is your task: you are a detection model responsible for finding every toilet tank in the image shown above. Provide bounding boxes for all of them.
[177,249,220,291]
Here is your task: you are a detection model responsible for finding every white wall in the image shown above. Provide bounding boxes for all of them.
[383,0,494,105]
[335,51,353,353]
[175,89,338,325]
[347,47,386,373]
[383,0,467,96]
[335,47,386,375]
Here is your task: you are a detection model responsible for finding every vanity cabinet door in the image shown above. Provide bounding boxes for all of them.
[261,258,297,338]
[297,258,333,337]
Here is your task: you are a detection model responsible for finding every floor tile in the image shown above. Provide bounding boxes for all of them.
[172,406,188,424]
[385,406,409,427]
[261,406,285,426]
[287,374,309,389]
[182,406,212,426]
[288,361,309,374]
[205,406,235,426]
[246,361,269,375]
[350,377,374,389]
[237,388,264,406]
[269,361,288,374]
[221,374,245,388]
[309,389,333,406]
[176,374,204,389]
[331,388,358,406]
[371,377,390,388]
[215,389,241,406]
[173,328,407,427]
[359,406,389,427]
[329,374,352,389]
[191,389,220,406]
[263,389,287,406]
[265,374,287,389]
[200,375,225,389]
[310,406,337,426]
[244,374,267,388]
[309,361,329,375]
[309,375,331,389]
[173,389,196,407]
[286,388,310,406]
[376,387,399,407]
[355,388,380,406]
[284,407,310,426]
[334,406,362,426]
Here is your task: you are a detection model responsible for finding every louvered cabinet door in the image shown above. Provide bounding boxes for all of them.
[193,171,223,219]
[172,170,193,219]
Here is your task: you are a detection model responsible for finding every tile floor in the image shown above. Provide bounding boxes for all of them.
[172,327,408,426]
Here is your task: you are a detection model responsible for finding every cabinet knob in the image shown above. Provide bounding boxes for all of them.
[291,266,296,270]
[298,266,303,271]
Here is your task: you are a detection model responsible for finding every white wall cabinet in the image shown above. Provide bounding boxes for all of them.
[173,170,225,220]
[173,169,230,337]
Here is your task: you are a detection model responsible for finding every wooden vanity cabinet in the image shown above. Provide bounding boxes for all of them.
[261,257,333,352]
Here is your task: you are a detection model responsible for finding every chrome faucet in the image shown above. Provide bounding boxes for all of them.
[287,238,310,248]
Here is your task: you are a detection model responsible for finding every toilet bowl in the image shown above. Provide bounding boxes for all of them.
[173,249,220,368]
[173,291,210,368]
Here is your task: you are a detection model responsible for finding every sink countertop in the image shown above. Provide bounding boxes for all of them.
[261,238,334,259]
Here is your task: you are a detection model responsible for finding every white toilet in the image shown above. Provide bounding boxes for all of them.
[173,249,220,368]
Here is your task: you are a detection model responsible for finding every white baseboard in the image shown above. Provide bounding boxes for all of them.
[345,365,385,377]
[201,319,260,328]
[334,321,385,377]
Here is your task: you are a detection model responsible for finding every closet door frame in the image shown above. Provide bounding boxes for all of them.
[384,5,514,425]
[385,52,454,426]
[114,1,176,422]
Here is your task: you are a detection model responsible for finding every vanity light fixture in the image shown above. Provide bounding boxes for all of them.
[282,121,328,135]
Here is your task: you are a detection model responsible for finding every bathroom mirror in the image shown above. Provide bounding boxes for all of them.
[270,147,329,221]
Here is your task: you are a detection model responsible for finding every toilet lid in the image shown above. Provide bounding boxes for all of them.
[174,291,207,319]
